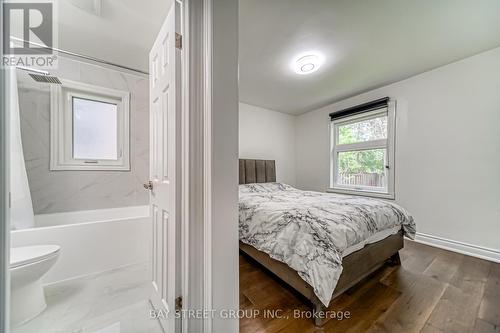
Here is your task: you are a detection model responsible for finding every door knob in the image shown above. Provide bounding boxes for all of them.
[143,181,153,191]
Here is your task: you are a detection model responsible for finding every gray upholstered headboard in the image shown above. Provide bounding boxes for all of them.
[239,159,276,184]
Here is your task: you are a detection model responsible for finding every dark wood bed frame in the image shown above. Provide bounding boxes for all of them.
[239,158,403,326]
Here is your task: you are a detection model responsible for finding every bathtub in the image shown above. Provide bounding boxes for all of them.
[10,206,151,284]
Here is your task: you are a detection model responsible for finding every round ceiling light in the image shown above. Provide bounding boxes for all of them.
[292,53,324,75]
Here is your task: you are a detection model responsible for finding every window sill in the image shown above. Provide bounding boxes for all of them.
[326,188,395,200]
[50,163,131,172]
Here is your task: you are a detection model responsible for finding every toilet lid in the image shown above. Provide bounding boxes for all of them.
[10,245,61,268]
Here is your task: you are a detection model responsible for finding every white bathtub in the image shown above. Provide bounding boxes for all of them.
[10,206,151,284]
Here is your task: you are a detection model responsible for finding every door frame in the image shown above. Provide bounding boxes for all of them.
[1,0,11,328]
[183,0,239,331]
[0,72,10,333]
[179,0,240,332]
[180,0,214,332]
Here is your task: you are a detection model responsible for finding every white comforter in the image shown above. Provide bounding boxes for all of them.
[239,183,415,306]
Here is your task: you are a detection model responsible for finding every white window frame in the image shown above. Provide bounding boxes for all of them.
[328,100,396,199]
[50,79,130,171]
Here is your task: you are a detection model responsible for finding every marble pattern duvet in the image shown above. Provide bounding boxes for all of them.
[239,183,416,306]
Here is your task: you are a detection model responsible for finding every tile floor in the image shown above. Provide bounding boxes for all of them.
[12,263,162,333]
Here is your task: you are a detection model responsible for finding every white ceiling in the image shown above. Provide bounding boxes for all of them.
[239,0,500,115]
[56,0,172,73]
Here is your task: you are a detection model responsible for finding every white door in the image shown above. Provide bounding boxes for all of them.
[148,1,181,332]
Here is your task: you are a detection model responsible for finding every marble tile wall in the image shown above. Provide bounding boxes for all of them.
[18,56,149,215]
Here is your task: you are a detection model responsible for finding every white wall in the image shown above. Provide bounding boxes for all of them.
[239,103,296,185]
[296,46,500,253]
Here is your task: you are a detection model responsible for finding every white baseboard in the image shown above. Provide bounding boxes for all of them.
[412,232,500,263]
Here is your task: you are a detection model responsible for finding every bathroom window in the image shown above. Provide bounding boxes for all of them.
[50,80,130,171]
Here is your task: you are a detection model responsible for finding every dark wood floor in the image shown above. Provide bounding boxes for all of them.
[239,240,500,333]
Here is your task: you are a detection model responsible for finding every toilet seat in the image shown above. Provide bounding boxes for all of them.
[10,245,61,269]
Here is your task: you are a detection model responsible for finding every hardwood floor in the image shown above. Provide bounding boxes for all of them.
[239,240,500,333]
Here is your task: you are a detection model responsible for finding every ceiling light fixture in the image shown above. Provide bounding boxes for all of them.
[292,52,324,75]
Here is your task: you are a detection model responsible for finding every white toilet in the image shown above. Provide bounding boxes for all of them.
[10,245,61,327]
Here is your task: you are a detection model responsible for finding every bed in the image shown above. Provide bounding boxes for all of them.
[238,159,415,326]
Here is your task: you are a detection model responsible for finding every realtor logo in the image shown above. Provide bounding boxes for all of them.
[2,1,58,68]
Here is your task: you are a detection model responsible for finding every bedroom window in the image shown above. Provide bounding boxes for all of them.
[329,97,395,199]
[50,80,130,171]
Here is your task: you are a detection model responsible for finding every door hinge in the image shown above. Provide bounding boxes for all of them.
[175,33,182,50]
[175,296,183,311]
